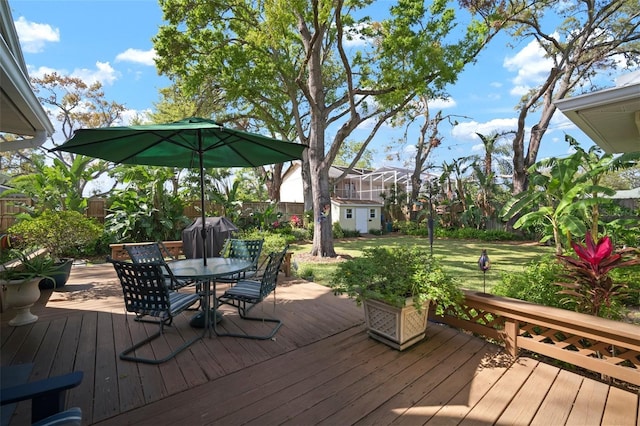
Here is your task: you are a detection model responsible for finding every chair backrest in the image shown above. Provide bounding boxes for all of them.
[223,239,264,271]
[259,245,288,300]
[125,243,168,265]
[109,258,172,319]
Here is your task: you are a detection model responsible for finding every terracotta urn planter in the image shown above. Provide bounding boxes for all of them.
[2,277,41,326]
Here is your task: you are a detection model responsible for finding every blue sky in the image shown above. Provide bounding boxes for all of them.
[11,0,610,171]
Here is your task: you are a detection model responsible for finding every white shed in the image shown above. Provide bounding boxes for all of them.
[330,199,383,234]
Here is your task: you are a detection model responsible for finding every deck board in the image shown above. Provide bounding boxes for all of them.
[1,263,638,425]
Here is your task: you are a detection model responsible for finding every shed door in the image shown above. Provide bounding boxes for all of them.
[356,208,369,233]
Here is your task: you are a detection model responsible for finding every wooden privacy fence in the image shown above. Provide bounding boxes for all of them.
[0,197,32,231]
[0,197,305,232]
[430,290,640,386]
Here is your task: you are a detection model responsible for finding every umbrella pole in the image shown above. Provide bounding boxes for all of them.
[198,132,207,266]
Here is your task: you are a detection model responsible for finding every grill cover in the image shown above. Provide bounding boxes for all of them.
[182,217,238,259]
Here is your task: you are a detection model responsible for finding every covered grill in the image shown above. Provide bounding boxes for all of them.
[181,217,238,259]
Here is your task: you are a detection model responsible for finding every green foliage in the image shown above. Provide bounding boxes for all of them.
[289,227,312,241]
[246,201,282,231]
[394,220,429,236]
[493,255,567,309]
[238,229,289,265]
[8,211,103,259]
[611,265,640,306]
[297,265,315,280]
[394,221,521,241]
[104,173,190,242]
[330,246,462,314]
[500,136,640,255]
[333,140,375,169]
[332,222,345,239]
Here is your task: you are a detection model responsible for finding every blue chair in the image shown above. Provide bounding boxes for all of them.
[0,365,83,426]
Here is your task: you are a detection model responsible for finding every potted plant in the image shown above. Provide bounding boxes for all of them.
[7,211,102,289]
[330,245,462,350]
[0,249,58,326]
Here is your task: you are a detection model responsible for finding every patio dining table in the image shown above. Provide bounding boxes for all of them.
[168,257,252,336]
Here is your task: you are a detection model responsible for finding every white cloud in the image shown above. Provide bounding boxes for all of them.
[429,97,456,109]
[14,16,60,53]
[503,38,554,94]
[29,62,119,87]
[72,61,119,86]
[28,65,61,78]
[510,85,531,97]
[115,48,157,66]
[451,118,519,141]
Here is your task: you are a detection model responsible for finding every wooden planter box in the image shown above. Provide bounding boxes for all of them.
[363,298,430,351]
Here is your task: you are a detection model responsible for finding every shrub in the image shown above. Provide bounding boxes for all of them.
[494,255,568,309]
[8,211,103,259]
[330,245,462,314]
[238,229,289,263]
[332,222,345,238]
[297,265,315,280]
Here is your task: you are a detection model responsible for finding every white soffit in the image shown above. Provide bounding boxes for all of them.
[555,77,640,154]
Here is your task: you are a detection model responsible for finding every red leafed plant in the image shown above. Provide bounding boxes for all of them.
[556,232,640,317]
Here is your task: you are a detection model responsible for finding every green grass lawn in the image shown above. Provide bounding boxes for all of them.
[289,234,554,292]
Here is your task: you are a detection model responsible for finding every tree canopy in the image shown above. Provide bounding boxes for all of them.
[153,0,507,256]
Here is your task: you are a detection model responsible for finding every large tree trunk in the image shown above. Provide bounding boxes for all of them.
[306,21,335,258]
[265,163,283,202]
[309,114,335,257]
[311,165,335,257]
[302,151,312,211]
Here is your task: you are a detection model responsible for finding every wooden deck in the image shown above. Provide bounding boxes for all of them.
[1,263,638,425]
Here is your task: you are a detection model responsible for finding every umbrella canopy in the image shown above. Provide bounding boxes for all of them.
[52,117,306,263]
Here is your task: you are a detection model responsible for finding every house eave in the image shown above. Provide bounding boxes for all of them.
[554,80,640,154]
[0,1,54,152]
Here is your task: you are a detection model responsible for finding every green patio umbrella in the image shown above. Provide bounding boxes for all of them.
[52,117,306,264]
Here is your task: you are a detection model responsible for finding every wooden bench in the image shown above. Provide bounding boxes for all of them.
[109,241,184,261]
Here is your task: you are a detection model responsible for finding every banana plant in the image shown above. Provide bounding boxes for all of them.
[501,135,640,255]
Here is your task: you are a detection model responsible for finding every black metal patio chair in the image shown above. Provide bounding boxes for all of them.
[125,242,194,291]
[109,258,203,364]
[215,245,287,340]
[216,239,264,286]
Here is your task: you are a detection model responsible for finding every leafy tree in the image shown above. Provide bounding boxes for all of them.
[5,74,126,213]
[6,155,90,213]
[466,132,513,223]
[208,178,244,224]
[502,0,640,194]
[333,140,375,169]
[234,169,269,202]
[153,0,509,256]
[386,97,465,220]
